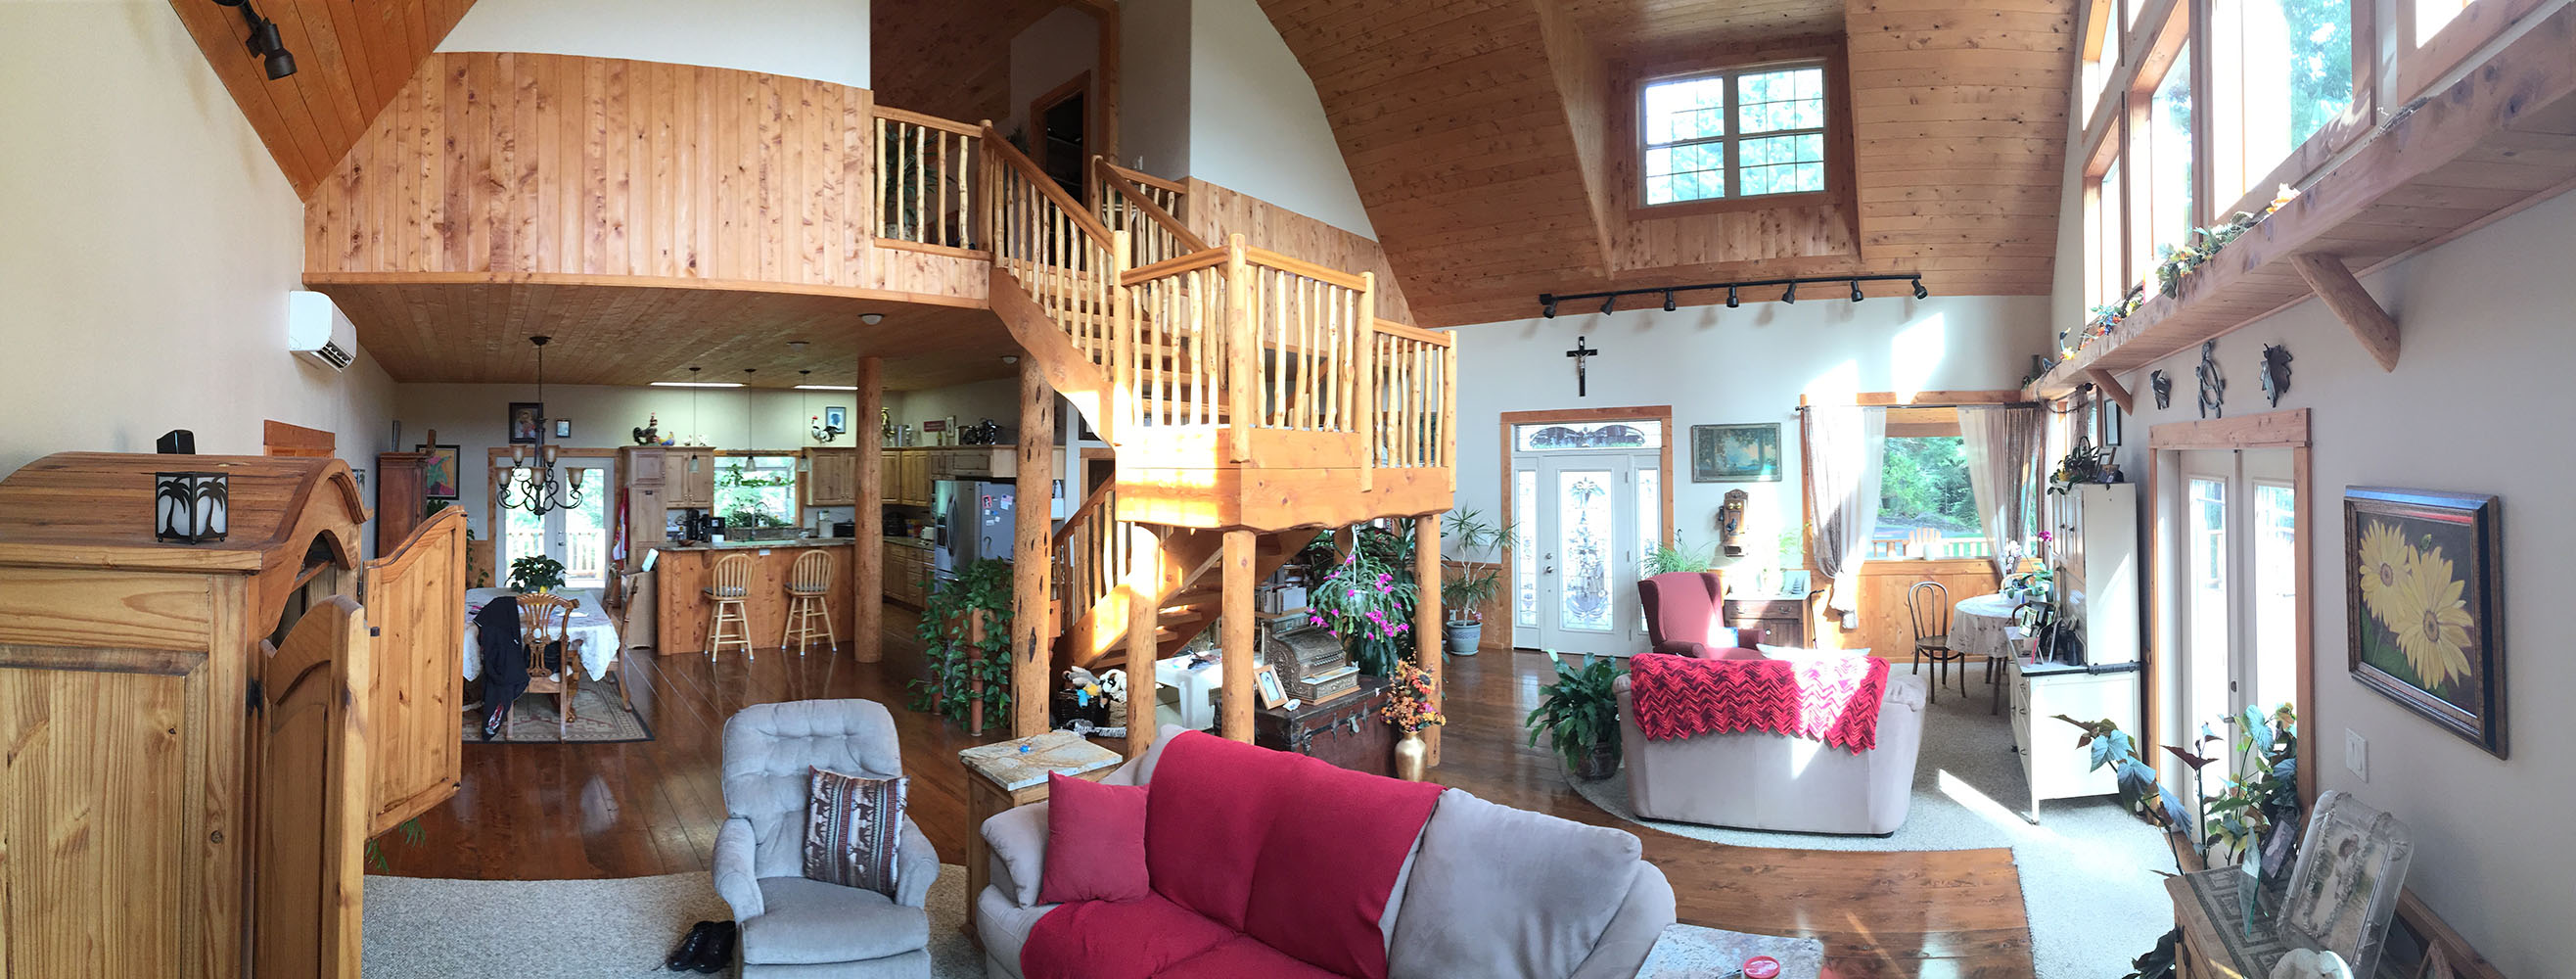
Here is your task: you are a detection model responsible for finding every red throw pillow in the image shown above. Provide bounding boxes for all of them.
[1038,771,1151,905]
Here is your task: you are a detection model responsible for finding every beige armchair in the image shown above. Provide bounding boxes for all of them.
[1615,671,1928,835]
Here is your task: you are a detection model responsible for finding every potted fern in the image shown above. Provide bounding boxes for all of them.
[1437,508,1516,656]
[1526,651,1625,780]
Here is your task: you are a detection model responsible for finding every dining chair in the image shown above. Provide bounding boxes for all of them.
[780,549,837,654]
[1908,581,1964,704]
[706,553,757,660]
[516,592,582,740]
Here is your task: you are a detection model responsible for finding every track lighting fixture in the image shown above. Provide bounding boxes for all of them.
[1912,276,1929,300]
[1541,295,1558,319]
[1531,272,1927,316]
[1662,289,1677,312]
[1851,279,1865,303]
[1600,295,1617,315]
[1783,282,1797,304]
[210,0,296,79]
[1726,286,1739,308]
[860,312,886,325]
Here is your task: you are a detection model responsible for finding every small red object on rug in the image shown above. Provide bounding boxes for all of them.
[1627,652,1892,752]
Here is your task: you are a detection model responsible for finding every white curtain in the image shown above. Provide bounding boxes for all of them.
[1959,405,2043,578]
[1804,405,1886,614]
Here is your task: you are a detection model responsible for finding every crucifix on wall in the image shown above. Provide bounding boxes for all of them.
[1565,336,1600,397]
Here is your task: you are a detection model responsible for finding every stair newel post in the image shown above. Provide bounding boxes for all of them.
[1012,357,1057,738]
[1224,234,1255,464]
[977,120,997,262]
[1111,228,1133,434]
[1358,271,1377,492]
[1219,529,1258,742]
[1125,527,1158,760]
[1413,512,1444,767]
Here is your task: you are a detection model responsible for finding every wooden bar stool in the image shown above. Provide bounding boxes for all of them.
[780,549,837,654]
[705,553,756,660]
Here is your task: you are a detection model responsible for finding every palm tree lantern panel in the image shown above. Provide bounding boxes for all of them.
[154,471,228,544]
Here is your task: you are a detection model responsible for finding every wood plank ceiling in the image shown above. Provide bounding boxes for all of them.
[167,0,479,198]
[1258,0,2075,328]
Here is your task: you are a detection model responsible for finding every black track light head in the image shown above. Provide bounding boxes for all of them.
[1662,290,1677,312]
[218,1,298,80]
[1912,276,1929,300]
[263,44,297,80]
[1725,286,1739,308]
[1851,279,1865,303]
[1600,295,1617,315]
[1783,282,1797,304]
[1541,294,1558,319]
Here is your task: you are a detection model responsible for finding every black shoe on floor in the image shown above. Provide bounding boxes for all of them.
[689,920,737,974]
[480,706,507,741]
[665,920,713,971]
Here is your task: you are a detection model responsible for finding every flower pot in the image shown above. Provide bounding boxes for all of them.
[1395,730,1428,781]
[1570,741,1619,781]
[1443,621,1482,656]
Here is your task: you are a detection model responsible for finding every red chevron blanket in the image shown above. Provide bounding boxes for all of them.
[1628,652,1892,752]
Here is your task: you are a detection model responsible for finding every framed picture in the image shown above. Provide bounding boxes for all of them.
[823,405,849,431]
[2344,487,2506,756]
[415,443,461,499]
[1691,423,1782,482]
[1254,664,1288,709]
[507,402,544,444]
[2278,790,2415,976]
[552,419,572,439]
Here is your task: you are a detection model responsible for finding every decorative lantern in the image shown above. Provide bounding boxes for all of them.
[154,471,229,544]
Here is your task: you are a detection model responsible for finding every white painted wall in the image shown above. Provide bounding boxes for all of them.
[0,2,396,548]
[1451,296,2052,570]
[2098,190,2576,977]
[438,0,870,88]
[1006,7,1099,142]
[1120,0,1193,177]
[1185,0,1375,237]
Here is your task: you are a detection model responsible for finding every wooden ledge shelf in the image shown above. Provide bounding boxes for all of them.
[2031,6,2576,398]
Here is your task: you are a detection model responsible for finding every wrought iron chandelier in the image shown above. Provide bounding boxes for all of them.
[499,335,585,516]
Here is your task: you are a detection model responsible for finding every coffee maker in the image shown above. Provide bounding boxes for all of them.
[678,508,726,542]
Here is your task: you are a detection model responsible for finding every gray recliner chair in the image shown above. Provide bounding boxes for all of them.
[714,700,938,978]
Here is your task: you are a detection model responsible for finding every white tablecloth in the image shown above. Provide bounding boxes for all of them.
[1952,591,2023,661]
[462,587,621,681]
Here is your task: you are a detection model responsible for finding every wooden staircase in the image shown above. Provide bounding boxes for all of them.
[1051,479,1317,676]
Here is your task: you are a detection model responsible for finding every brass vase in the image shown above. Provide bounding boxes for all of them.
[1395,730,1428,781]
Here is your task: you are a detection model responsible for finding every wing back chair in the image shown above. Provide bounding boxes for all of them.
[1637,572,1769,657]
[715,700,938,977]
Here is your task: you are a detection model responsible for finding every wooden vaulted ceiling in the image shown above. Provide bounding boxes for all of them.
[1259,0,2075,327]
[869,0,1070,124]
[168,0,479,198]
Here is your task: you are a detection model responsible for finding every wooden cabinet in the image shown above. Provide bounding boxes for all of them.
[1724,597,1808,647]
[375,449,431,555]
[0,453,450,978]
[667,449,716,508]
[882,539,932,606]
[2005,658,2141,819]
[360,506,468,835]
[805,448,858,506]
[876,447,1021,508]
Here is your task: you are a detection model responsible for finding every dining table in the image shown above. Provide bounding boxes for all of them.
[1952,591,2025,715]
[462,586,622,682]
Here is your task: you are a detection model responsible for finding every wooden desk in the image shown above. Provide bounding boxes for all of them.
[1725,597,1807,647]
[959,731,1123,943]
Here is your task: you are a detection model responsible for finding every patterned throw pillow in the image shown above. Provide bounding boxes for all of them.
[803,767,907,896]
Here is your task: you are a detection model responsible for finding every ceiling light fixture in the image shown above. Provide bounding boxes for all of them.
[788,341,809,353]
[1661,289,1677,312]
[650,381,745,388]
[794,384,859,391]
[1528,272,1925,317]
[1850,279,1865,303]
[210,0,297,80]
[1600,295,1616,315]
[860,312,886,325]
[498,337,581,516]
[1783,282,1797,304]
[1912,276,1929,300]
[1725,286,1740,308]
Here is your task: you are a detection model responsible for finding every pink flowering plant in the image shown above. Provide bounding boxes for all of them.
[1306,529,1419,676]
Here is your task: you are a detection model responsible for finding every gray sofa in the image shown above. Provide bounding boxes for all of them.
[714,700,941,978]
[976,726,1677,979]
[1616,671,1928,835]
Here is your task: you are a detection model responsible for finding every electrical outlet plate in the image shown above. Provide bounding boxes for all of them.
[2345,729,2368,781]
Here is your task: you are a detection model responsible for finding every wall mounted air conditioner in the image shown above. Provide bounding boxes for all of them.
[287,290,356,371]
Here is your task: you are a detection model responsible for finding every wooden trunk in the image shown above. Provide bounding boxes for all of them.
[0,453,430,979]
[1253,676,1395,777]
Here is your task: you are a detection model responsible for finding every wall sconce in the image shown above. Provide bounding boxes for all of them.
[155,471,229,544]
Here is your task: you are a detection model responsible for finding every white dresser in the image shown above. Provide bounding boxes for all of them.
[2006,482,2142,820]
[2005,657,2142,820]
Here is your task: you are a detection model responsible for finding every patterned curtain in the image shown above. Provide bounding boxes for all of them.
[1804,405,1886,614]
[1959,405,2043,578]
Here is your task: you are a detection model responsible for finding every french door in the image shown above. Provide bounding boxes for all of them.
[2172,448,2298,785]
[1511,452,1661,656]
[498,460,613,591]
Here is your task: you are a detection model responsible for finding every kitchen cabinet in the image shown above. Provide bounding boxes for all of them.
[805,448,858,506]
[877,446,1022,508]
[883,539,933,606]
[668,449,716,508]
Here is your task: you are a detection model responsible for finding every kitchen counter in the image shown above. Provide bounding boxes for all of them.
[659,537,857,551]
[655,541,855,654]
[884,536,933,550]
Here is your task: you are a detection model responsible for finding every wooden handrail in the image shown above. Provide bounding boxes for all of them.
[1120,248,1230,285]
[1241,246,1369,292]
[1052,480,1121,549]
[1103,161,1186,195]
[1095,159,1207,253]
[1373,317,1452,348]
[981,123,1115,245]
[872,104,981,136]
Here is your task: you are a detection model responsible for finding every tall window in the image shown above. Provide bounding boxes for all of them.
[2088,155,2127,306]
[2079,0,2126,126]
[1875,435,1988,560]
[2132,45,2195,264]
[2412,0,2474,43]
[2213,0,2355,205]
[1640,64,1828,205]
[714,454,801,530]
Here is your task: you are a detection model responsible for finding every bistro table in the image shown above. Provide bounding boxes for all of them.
[1953,591,2023,716]
[463,587,625,700]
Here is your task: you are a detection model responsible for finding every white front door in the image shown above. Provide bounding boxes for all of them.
[1513,452,1660,657]
[498,460,613,591]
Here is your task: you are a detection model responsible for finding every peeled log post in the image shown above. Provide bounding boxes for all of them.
[1414,512,1443,767]
[853,356,884,662]
[1012,359,1056,737]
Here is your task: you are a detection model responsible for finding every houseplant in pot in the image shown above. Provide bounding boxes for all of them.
[1437,508,1516,656]
[507,554,566,594]
[1380,658,1446,780]
[1305,525,1418,676]
[1526,651,1624,780]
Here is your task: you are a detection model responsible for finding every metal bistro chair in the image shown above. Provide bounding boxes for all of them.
[706,552,757,660]
[1908,581,1968,704]
[780,549,837,654]
[516,592,582,740]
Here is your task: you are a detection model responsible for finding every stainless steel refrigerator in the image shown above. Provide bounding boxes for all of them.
[931,478,1017,583]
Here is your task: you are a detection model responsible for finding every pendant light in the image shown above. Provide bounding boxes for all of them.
[798,371,813,472]
[498,336,584,516]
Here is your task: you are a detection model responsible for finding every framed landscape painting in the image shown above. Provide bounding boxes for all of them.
[1691,423,1782,482]
[2344,487,2505,756]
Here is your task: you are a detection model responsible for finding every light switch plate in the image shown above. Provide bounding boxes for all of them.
[2345,729,2368,781]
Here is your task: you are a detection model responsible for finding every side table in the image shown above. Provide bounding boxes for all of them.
[1636,923,1830,979]
[958,731,1123,943]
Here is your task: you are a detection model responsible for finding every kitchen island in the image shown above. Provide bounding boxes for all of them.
[656,538,856,655]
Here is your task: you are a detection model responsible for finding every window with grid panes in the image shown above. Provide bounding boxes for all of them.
[1640,63,1828,206]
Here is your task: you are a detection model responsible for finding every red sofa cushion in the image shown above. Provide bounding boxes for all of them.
[1144,732,1288,932]
[1037,771,1151,905]
[1021,893,1243,979]
[1161,935,1351,979]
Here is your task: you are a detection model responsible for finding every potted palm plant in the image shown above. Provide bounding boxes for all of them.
[1437,509,1515,656]
[1526,651,1625,780]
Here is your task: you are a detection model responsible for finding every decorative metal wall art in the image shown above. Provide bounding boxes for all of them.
[2195,340,2226,418]
[2261,344,2293,406]
[2150,370,2172,409]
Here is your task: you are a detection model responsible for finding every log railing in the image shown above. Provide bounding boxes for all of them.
[1238,245,1369,453]
[1367,318,1455,472]
[873,107,983,251]
[1120,251,1230,429]
[985,123,1121,366]
[1051,480,1138,650]
[1095,159,1201,268]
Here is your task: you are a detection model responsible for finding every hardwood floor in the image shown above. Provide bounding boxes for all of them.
[383,604,2035,977]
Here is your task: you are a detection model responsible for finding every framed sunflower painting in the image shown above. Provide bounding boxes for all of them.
[2344,488,2506,756]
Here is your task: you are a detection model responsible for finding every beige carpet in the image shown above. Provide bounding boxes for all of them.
[463,683,654,743]
[362,863,981,978]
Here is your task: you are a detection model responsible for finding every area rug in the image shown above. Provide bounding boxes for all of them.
[1568,674,2177,978]
[361,863,982,979]
[461,683,653,743]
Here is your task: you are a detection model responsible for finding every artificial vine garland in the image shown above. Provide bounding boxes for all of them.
[908,557,1014,723]
[2048,185,2303,370]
